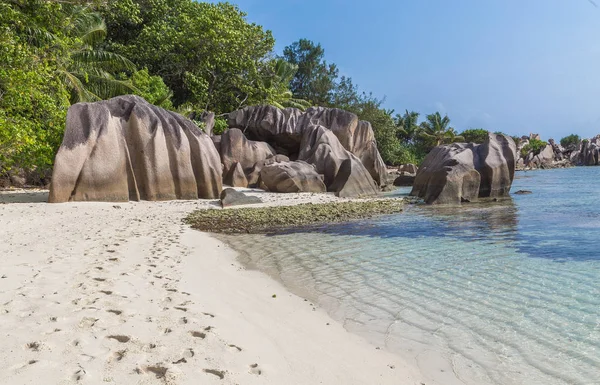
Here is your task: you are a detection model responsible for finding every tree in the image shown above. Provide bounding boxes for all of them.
[56,6,136,104]
[395,110,420,143]
[102,0,275,113]
[0,1,70,176]
[261,59,311,110]
[419,112,464,148]
[460,128,489,144]
[282,39,339,106]
[560,134,580,149]
[127,68,173,109]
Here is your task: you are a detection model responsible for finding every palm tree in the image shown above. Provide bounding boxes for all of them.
[395,110,420,143]
[419,112,464,147]
[56,7,137,104]
[263,59,311,110]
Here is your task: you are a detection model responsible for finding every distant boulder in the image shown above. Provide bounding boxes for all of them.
[219,128,276,177]
[410,133,516,204]
[298,124,378,197]
[398,164,418,175]
[393,174,416,187]
[227,105,388,192]
[49,95,222,203]
[223,162,248,188]
[259,160,326,193]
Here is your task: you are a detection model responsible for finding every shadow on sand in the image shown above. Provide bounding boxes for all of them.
[0,190,49,204]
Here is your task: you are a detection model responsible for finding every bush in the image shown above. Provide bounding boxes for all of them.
[213,117,228,135]
[520,138,547,158]
[460,128,489,143]
[560,134,580,148]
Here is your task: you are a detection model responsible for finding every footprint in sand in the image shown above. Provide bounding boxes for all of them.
[203,369,225,379]
[249,363,262,375]
[190,331,205,339]
[182,348,194,358]
[107,335,131,343]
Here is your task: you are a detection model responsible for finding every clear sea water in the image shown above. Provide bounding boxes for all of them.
[220,168,600,385]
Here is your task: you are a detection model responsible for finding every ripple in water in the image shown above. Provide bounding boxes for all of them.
[219,167,600,385]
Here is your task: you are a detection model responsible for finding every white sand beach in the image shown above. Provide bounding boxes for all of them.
[0,189,425,385]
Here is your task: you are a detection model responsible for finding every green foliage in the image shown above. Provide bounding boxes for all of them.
[0,0,70,174]
[460,128,489,144]
[282,39,339,106]
[128,69,173,109]
[520,138,548,157]
[213,117,228,135]
[262,59,311,110]
[419,112,464,148]
[395,110,420,143]
[102,0,275,113]
[560,134,580,148]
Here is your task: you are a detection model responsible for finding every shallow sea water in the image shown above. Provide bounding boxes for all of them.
[220,168,600,385]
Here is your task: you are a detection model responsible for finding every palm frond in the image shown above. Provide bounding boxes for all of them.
[57,69,100,103]
[70,50,136,73]
[79,18,107,46]
[23,26,56,46]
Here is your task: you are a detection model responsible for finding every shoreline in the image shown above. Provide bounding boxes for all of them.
[0,189,425,385]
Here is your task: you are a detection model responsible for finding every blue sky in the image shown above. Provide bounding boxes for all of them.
[219,0,600,139]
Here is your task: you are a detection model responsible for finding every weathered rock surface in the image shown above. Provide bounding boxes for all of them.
[223,162,248,188]
[410,133,516,204]
[246,154,290,187]
[227,105,387,190]
[49,95,222,203]
[259,161,326,193]
[393,174,416,187]
[220,188,262,208]
[527,144,554,168]
[298,125,379,197]
[219,128,276,177]
[398,164,418,174]
[228,105,303,157]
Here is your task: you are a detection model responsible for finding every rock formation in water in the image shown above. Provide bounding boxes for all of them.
[410,133,517,204]
[226,105,384,197]
[49,95,222,203]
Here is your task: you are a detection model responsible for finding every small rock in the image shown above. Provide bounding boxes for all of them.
[220,188,262,208]
[514,190,533,195]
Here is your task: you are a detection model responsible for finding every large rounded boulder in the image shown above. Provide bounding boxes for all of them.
[259,160,326,193]
[49,95,222,203]
[410,133,516,204]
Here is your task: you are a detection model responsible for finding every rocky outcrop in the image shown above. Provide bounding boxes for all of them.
[49,95,222,203]
[410,133,516,204]
[219,128,276,177]
[226,105,388,191]
[228,105,304,157]
[398,164,418,174]
[246,154,290,187]
[223,162,248,188]
[220,188,262,207]
[259,160,326,193]
[527,144,554,168]
[393,174,415,187]
[298,124,379,197]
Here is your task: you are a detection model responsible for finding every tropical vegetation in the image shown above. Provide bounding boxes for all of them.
[0,0,509,183]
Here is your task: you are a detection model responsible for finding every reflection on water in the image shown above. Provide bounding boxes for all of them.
[220,167,600,385]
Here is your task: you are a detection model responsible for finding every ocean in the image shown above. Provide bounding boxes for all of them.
[220,167,600,385]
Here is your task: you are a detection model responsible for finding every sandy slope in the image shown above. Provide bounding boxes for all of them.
[0,190,423,385]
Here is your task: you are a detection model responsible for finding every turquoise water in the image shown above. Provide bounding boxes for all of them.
[222,168,600,385]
